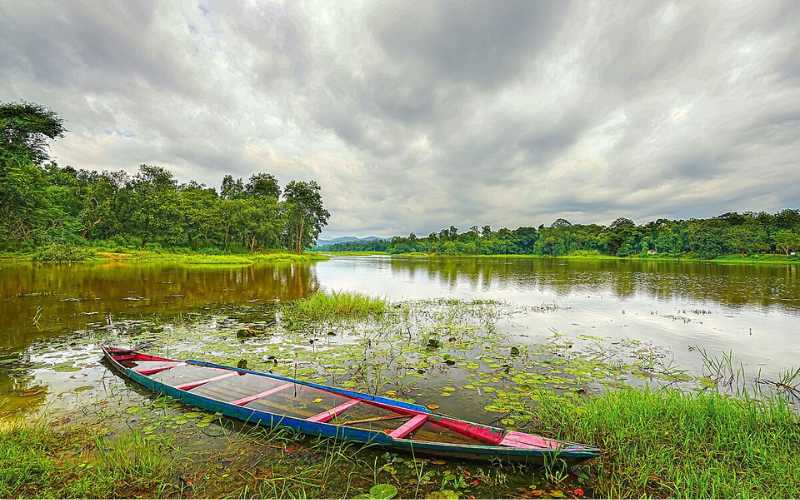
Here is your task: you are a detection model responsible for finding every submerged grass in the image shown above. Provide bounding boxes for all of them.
[537,389,800,498]
[289,290,387,321]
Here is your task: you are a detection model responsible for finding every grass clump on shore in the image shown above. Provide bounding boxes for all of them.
[94,250,329,265]
[0,419,177,497]
[31,244,96,263]
[8,247,330,265]
[538,389,800,498]
[290,291,387,321]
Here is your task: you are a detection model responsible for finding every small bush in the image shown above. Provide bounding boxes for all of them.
[32,244,94,263]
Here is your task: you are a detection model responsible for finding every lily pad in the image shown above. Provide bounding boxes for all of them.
[427,490,458,499]
[369,484,398,499]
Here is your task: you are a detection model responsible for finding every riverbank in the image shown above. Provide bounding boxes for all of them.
[322,250,800,265]
[0,247,329,265]
[3,373,798,498]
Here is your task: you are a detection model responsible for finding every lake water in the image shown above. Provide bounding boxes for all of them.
[1,255,798,417]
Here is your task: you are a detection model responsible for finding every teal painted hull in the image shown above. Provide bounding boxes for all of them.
[103,347,600,463]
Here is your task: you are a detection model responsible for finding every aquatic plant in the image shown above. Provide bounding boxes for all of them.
[288,291,387,322]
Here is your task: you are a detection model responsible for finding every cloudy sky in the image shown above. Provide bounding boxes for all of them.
[2,1,798,238]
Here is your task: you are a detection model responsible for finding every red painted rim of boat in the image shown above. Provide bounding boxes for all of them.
[102,346,585,452]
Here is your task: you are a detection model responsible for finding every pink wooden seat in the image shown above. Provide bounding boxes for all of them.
[230,382,293,406]
[499,431,560,449]
[176,371,238,391]
[388,414,427,439]
[307,398,360,423]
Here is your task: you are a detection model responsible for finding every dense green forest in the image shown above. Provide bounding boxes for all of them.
[324,213,800,260]
[1,102,329,254]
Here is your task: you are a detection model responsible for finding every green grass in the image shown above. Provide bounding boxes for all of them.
[0,419,177,497]
[4,390,799,497]
[320,250,390,256]
[702,253,800,265]
[2,248,330,265]
[537,389,800,498]
[367,251,800,265]
[96,250,329,265]
[289,291,387,321]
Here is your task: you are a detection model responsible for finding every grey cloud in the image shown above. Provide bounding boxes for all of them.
[1,0,798,238]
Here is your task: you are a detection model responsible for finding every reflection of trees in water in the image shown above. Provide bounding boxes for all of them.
[0,348,48,415]
[0,263,319,351]
[389,257,800,310]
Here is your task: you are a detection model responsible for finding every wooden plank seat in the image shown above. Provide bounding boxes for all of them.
[230,382,293,406]
[175,371,239,391]
[307,398,360,423]
[389,413,427,439]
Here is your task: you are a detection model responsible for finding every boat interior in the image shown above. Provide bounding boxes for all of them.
[107,348,563,449]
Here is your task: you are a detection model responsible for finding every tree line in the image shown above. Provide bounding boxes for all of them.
[1,102,329,253]
[325,212,800,259]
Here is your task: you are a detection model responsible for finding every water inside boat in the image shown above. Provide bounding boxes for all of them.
[116,353,489,444]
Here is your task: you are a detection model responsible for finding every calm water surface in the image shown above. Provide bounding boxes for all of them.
[1,256,798,416]
[319,256,800,369]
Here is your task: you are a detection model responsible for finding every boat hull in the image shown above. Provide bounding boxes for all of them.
[103,347,599,463]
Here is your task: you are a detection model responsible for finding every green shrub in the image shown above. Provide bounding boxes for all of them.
[31,244,94,263]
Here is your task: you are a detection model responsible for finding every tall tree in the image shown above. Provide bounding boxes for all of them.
[0,102,64,165]
[0,103,67,248]
[283,180,330,253]
[220,175,245,199]
[774,230,800,255]
[245,172,281,199]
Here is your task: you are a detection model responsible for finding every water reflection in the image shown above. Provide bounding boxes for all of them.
[377,257,800,311]
[0,262,319,351]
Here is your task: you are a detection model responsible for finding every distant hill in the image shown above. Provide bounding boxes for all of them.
[315,236,383,248]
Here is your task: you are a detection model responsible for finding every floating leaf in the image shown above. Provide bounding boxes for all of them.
[427,490,458,499]
[369,483,398,499]
[52,362,80,372]
[426,404,440,411]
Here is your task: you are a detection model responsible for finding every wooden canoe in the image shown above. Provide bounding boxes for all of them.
[102,346,599,463]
